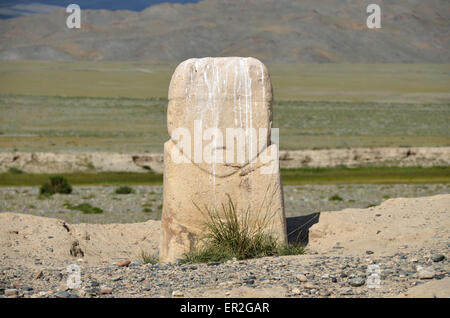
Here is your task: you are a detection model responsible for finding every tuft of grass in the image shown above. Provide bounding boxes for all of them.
[139,250,158,264]
[180,194,304,264]
[37,193,52,200]
[65,203,103,214]
[40,176,72,195]
[143,208,153,213]
[329,194,343,201]
[115,186,134,194]
[277,244,306,256]
[8,167,24,174]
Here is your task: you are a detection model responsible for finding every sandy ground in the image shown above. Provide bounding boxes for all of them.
[1,147,450,174]
[1,194,449,297]
[0,213,160,268]
[308,194,450,256]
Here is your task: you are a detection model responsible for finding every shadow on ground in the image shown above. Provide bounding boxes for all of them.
[286,212,320,246]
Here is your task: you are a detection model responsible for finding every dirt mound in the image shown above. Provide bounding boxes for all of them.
[397,278,450,298]
[308,194,450,256]
[0,212,160,268]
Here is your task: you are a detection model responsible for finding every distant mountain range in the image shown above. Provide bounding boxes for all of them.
[0,0,449,63]
[0,1,198,19]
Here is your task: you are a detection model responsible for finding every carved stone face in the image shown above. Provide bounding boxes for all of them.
[167,57,273,175]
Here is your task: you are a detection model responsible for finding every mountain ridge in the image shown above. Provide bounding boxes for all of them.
[0,0,449,63]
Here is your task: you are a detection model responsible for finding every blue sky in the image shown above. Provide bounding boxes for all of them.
[0,1,199,19]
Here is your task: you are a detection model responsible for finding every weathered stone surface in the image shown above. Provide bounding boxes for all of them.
[160,57,287,263]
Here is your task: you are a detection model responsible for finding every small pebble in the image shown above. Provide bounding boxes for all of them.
[100,287,113,295]
[349,277,366,287]
[5,289,18,296]
[431,254,445,263]
[116,259,131,267]
[172,290,184,297]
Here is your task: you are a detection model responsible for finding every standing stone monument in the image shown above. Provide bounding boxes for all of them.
[160,57,287,263]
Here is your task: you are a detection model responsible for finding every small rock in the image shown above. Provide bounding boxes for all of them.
[116,259,131,267]
[85,288,99,296]
[172,290,184,297]
[417,266,435,279]
[319,290,331,296]
[5,289,18,296]
[304,282,318,289]
[100,287,113,295]
[366,250,374,255]
[431,254,445,263]
[349,277,366,287]
[55,291,70,298]
[296,274,308,282]
[340,287,353,295]
[207,262,221,266]
[291,288,301,295]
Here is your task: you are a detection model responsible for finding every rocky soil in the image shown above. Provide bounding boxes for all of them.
[1,184,449,223]
[1,194,449,298]
[1,247,448,298]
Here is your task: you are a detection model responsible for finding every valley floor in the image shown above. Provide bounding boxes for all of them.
[0,184,449,223]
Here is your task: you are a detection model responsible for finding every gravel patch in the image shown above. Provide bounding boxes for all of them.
[1,242,448,298]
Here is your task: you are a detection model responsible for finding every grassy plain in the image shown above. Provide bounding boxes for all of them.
[0,95,448,152]
[0,167,449,187]
[0,62,449,102]
[0,61,448,152]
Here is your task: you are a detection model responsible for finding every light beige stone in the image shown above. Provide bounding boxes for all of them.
[160,57,287,263]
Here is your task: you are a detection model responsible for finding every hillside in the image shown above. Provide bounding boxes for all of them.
[0,0,449,63]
